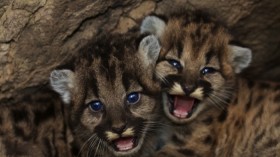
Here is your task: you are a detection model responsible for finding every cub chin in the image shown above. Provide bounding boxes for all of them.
[50,33,164,157]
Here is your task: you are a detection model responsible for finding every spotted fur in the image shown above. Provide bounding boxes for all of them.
[141,10,280,157]
[50,33,165,157]
[0,87,73,157]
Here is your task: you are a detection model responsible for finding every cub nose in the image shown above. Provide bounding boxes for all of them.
[112,123,127,134]
[183,84,194,96]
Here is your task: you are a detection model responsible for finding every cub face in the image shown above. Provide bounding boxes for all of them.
[50,34,162,156]
[141,11,252,124]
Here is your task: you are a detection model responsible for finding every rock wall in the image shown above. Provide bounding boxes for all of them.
[0,0,279,101]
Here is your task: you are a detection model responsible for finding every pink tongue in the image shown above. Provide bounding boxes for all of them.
[173,96,195,118]
[115,137,134,151]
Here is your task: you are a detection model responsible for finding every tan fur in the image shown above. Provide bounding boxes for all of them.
[106,131,119,141]
[122,128,134,137]
[169,83,185,95]
[190,87,204,100]
[142,11,280,157]
[214,80,280,157]
[105,128,135,141]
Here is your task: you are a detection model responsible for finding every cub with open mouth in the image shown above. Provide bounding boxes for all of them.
[140,10,246,156]
[162,76,210,123]
[141,10,280,157]
[140,11,229,125]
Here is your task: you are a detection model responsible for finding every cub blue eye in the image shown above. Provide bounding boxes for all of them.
[88,101,103,112]
[201,67,216,75]
[127,92,140,104]
[168,59,182,69]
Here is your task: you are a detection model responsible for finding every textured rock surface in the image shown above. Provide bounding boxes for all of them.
[0,0,280,101]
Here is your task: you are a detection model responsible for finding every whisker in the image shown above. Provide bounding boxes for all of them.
[155,71,169,85]
[78,134,97,157]
[87,135,99,157]
[94,139,102,157]
[208,96,225,110]
[208,91,232,110]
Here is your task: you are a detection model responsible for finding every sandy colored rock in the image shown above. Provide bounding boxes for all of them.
[129,1,156,20]
[114,16,136,33]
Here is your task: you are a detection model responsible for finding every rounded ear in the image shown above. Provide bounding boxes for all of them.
[228,45,252,73]
[140,16,166,37]
[49,69,74,104]
[138,35,161,67]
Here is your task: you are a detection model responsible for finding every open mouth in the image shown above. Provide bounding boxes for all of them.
[113,137,138,152]
[168,95,199,119]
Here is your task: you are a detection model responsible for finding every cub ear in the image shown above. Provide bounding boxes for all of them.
[138,35,161,66]
[49,69,74,104]
[140,15,166,37]
[229,45,252,73]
